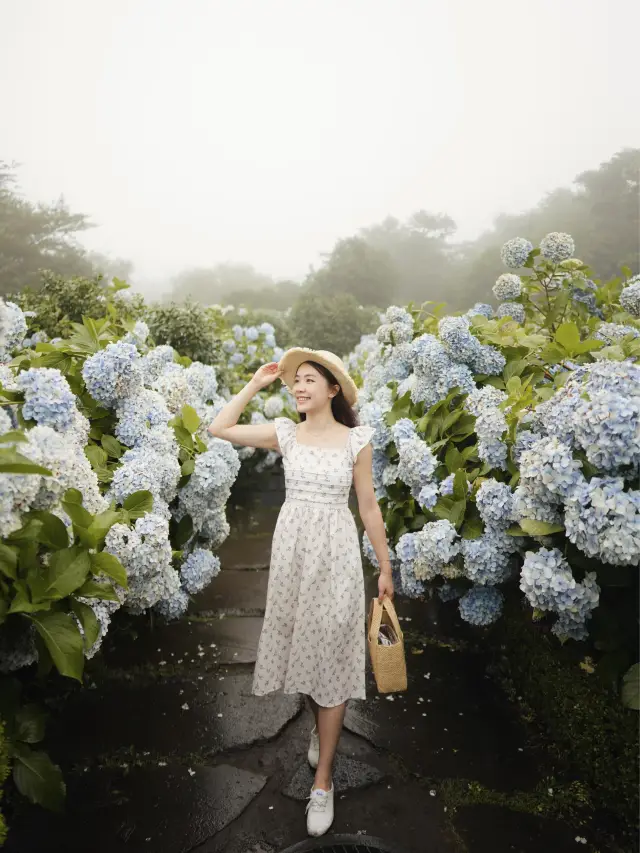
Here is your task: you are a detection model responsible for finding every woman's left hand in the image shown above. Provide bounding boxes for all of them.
[378,572,394,602]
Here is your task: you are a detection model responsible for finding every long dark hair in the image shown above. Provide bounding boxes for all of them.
[297,360,359,428]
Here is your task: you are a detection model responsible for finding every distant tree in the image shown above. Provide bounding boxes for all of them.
[9,271,146,339]
[360,211,457,304]
[169,262,274,304]
[0,161,93,294]
[147,300,224,364]
[310,237,397,307]
[450,148,640,309]
[86,251,135,283]
[227,279,302,312]
[288,290,378,356]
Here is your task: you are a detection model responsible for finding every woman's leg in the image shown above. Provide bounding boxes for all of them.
[313,701,346,791]
[307,695,319,729]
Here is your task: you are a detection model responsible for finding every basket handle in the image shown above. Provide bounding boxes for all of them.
[368,596,403,644]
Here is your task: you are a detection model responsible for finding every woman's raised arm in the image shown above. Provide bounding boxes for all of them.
[208,362,283,450]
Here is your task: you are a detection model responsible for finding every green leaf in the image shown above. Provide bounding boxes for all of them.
[503,359,527,382]
[173,424,194,451]
[28,611,84,681]
[0,543,18,580]
[122,490,153,519]
[12,743,66,812]
[47,548,91,598]
[445,446,463,474]
[621,663,640,711]
[85,444,108,467]
[86,508,123,546]
[76,579,119,601]
[70,599,100,648]
[63,488,84,505]
[7,580,49,614]
[101,434,123,459]
[518,518,565,536]
[29,511,69,550]
[7,518,43,543]
[0,449,51,475]
[90,551,128,588]
[442,409,463,432]
[452,470,468,502]
[506,376,522,394]
[181,458,195,476]
[171,514,194,548]
[181,404,201,434]
[555,322,580,352]
[461,516,484,539]
[60,496,93,530]
[0,430,28,443]
[15,703,47,744]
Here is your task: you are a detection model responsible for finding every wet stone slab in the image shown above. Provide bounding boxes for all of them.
[190,569,269,617]
[452,803,584,853]
[218,534,273,570]
[5,763,267,853]
[103,616,263,670]
[49,672,303,763]
[283,753,385,800]
[344,645,538,792]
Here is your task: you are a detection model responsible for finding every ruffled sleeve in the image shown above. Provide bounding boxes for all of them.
[274,417,296,457]
[350,425,375,462]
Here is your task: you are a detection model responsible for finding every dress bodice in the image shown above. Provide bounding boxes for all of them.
[274,418,374,507]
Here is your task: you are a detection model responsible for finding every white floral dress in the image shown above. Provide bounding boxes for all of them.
[252,417,375,707]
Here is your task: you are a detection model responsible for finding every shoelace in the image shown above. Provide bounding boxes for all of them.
[306,791,328,814]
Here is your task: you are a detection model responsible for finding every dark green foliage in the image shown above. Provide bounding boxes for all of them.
[8,272,146,340]
[288,290,378,356]
[492,598,639,842]
[0,719,8,845]
[146,300,224,363]
[0,162,93,295]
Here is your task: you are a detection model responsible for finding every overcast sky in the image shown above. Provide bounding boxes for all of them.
[3,0,639,293]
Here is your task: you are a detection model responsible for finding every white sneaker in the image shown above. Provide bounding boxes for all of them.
[307,726,319,769]
[306,784,334,836]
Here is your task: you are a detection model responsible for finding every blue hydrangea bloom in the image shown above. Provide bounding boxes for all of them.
[493,274,522,301]
[540,232,575,263]
[458,586,504,625]
[496,302,525,324]
[500,237,533,269]
[16,368,77,430]
[180,548,221,594]
[475,479,514,527]
[83,342,143,407]
[620,282,640,317]
[462,530,515,586]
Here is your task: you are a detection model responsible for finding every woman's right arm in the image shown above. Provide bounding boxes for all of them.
[208,363,283,450]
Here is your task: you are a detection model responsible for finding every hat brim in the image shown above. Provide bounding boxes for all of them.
[278,347,358,406]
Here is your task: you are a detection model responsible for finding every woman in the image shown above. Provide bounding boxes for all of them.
[208,348,394,837]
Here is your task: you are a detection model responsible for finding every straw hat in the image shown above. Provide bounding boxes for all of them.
[278,347,358,406]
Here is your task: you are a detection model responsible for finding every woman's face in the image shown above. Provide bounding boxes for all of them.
[293,362,338,414]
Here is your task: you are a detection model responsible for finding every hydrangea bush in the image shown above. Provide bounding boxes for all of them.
[351,235,639,705]
[0,299,242,810]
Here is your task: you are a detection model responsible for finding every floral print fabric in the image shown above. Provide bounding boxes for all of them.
[252,417,375,707]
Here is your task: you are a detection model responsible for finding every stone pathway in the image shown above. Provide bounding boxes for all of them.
[5,484,596,853]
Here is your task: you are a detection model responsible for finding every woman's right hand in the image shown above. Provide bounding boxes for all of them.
[251,362,283,391]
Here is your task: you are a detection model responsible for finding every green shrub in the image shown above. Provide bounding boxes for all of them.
[492,597,639,840]
[0,719,9,846]
[146,300,224,364]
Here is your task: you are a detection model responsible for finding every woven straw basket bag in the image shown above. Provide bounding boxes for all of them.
[367,596,407,694]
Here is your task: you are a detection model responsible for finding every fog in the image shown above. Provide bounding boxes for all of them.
[2,0,639,297]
